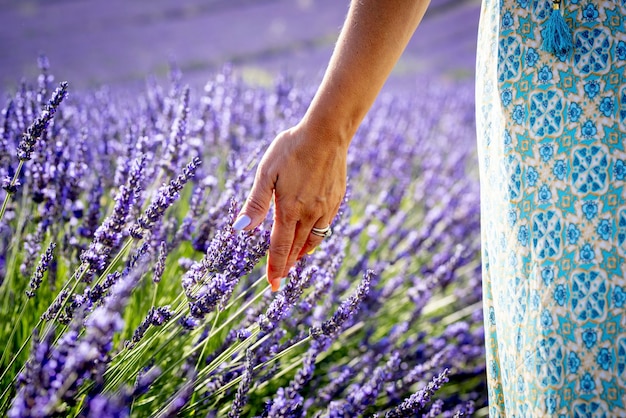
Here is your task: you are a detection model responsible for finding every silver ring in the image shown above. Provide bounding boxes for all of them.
[311,225,332,238]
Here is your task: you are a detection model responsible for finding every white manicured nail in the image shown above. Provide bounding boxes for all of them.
[233,215,251,231]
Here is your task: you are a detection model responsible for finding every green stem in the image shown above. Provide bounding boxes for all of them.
[208,285,266,340]
[197,311,220,370]
[185,333,313,414]
[189,310,221,412]
[0,298,30,377]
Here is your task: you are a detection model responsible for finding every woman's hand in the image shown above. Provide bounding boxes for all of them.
[233,0,428,292]
[235,122,348,291]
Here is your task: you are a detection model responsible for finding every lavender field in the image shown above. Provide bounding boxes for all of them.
[0,1,485,416]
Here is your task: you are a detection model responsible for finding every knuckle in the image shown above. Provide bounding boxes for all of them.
[275,200,302,224]
[245,195,267,214]
[256,163,273,183]
[270,241,292,258]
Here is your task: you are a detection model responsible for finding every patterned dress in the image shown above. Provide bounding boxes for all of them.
[475,0,626,416]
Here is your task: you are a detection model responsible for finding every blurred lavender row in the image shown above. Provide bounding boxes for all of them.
[0,0,479,93]
[0,58,484,417]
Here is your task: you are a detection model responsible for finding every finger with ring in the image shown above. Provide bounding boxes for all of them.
[311,225,332,238]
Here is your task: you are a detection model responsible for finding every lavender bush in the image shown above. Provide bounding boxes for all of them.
[0,60,485,417]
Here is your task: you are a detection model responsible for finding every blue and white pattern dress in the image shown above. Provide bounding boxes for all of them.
[476,0,626,415]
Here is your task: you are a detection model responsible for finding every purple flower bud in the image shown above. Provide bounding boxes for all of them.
[178,315,198,331]
[384,369,450,418]
[266,387,303,418]
[127,306,173,348]
[25,242,55,298]
[258,263,316,334]
[130,156,200,239]
[2,175,18,194]
[40,288,69,321]
[0,99,14,168]
[182,223,269,326]
[16,81,68,162]
[84,394,130,418]
[310,270,373,339]
[77,179,103,239]
[326,352,400,417]
[228,349,254,418]
[81,156,146,274]
[236,328,252,340]
[162,86,190,172]
[152,241,168,283]
[133,366,161,397]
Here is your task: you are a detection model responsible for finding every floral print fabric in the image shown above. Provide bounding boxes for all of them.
[475,0,626,416]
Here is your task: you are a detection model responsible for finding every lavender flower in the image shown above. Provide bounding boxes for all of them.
[258,263,316,334]
[309,270,373,339]
[130,156,200,239]
[315,366,355,405]
[40,288,69,321]
[9,329,54,418]
[81,366,160,418]
[152,240,168,283]
[134,366,162,397]
[265,387,304,418]
[190,199,240,280]
[16,81,68,162]
[19,227,44,279]
[328,352,401,417]
[384,369,450,418]
[227,349,254,418]
[81,155,146,273]
[25,242,55,298]
[450,401,475,417]
[77,179,103,239]
[126,305,174,348]
[172,182,206,245]
[162,86,190,172]
[180,224,269,327]
[266,336,332,417]
[0,99,14,171]
[86,271,121,306]
[1,175,18,194]
[422,399,444,417]
[83,395,130,418]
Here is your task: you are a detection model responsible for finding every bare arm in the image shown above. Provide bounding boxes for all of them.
[304,0,431,148]
[236,0,431,290]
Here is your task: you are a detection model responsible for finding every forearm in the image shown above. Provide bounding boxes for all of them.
[301,0,431,148]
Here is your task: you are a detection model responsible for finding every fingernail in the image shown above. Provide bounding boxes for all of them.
[233,214,251,231]
[270,278,281,292]
[307,247,316,255]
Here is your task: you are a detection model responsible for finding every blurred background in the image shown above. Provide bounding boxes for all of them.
[0,0,480,95]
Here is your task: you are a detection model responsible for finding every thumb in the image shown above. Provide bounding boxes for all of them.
[234,173,274,231]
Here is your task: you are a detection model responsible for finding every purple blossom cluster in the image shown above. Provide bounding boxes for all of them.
[25,241,55,298]
[80,156,146,273]
[15,81,68,163]
[0,61,484,417]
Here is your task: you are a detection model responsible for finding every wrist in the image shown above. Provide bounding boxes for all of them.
[299,106,358,152]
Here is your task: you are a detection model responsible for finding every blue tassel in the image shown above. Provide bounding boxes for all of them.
[540,0,573,57]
